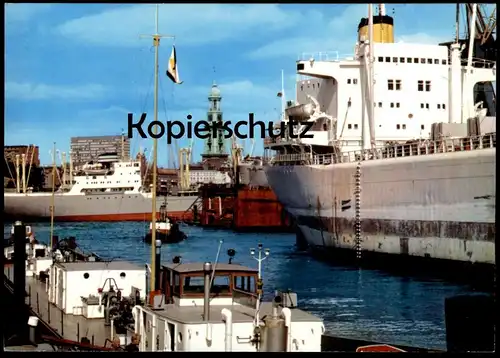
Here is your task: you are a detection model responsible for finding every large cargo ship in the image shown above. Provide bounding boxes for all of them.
[4,153,197,222]
[264,4,496,267]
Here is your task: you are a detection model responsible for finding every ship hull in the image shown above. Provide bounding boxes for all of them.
[4,193,197,222]
[265,149,495,265]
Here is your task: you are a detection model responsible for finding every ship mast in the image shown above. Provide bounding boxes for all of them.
[141,4,175,293]
[50,142,56,249]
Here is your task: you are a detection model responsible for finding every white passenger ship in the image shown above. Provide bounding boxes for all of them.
[4,152,197,221]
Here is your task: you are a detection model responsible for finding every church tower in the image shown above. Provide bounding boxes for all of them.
[201,82,229,169]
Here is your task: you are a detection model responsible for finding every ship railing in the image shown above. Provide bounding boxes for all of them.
[270,133,496,165]
[298,51,353,62]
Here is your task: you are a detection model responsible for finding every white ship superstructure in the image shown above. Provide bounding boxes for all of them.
[4,154,197,221]
[264,4,496,265]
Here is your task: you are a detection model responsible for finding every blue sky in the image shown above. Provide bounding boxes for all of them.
[6,3,464,166]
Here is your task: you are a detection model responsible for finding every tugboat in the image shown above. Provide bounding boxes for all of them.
[144,201,187,244]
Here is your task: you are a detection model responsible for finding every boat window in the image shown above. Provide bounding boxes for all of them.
[173,273,180,294]
[233,275,256,293]
[378,56,383,62]
[442,59,447,65]
[182,274,231,295]
[399,57,405,63]
[414,58,419,63]
[434,59,439,64]
[392,57,398,63]
[407,57,412,63]
[385,56,390,62]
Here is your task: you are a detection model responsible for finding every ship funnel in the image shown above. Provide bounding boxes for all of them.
[358,6,394,43]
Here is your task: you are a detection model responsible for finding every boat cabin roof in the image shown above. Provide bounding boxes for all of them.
[162,263,257,275]
[55,261,142,272]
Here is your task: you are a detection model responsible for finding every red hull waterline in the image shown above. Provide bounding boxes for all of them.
[9,211,190,222]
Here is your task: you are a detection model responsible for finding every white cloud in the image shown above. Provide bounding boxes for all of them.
[247,4,367,60]
[5,82,111,101]
[5,3,51,23]
[55,4,300,47]
[396,33,449,45]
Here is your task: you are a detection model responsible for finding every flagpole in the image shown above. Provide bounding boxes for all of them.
[281,69,285,121]
[139,4,174,296]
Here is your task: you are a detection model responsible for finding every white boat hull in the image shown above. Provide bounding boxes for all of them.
[265,149,495,265]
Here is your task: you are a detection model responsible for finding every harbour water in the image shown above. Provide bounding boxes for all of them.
[3,221,487,350]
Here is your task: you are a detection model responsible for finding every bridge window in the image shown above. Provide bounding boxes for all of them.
[387,80,394,90]
[442,59,447,65]
[399,57,405,63]
[421,58,426,64]
[427,58,432,64]
[393,57,398,63]
[434,59,439,64]
[418,80,424,91]
[407,57,413,63]
[395,80,402,91]
[414,58,419,63]
[385,56,390,62]
[425,81,431,91]
[378,56,383,62]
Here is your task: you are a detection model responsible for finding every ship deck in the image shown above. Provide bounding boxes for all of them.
[25,276,112,346]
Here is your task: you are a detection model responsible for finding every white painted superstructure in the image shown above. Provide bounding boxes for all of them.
[264,4,496,265]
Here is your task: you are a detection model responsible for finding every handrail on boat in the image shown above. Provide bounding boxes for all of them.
[269,133,496,165]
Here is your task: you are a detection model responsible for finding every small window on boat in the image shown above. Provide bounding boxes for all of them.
[427,58,432,64]
[120,272,126,278]
[393,57,398,63]
[354,124,359,129]
[353,79,358,84]
[434,59,439,64]
[414,58,419,63]
[378,102,382,107]
[387,79,394,90]
[396,103,400,108]
[402,124,407,129]
[442,59,447,65]
[437,104,441,109]
[385,56,390,62]
[425,81,431,91]
[348,124,352,129]
[347,79,352,84]
[418,80,424,91]
[300,85,303,91]
[421,58,426,63]
[395,80,402,90]
[421,125,425,130]
[396,124,401,130]
[83,273,89,279]
[442,104,446,109]
[407,57,413,63]
[390,102,395,108]
[399,57,405,63]
[425,103,430,109]
[420,103,425,109]
[378,56,383,62]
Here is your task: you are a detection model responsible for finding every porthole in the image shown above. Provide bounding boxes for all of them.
[120,272,126,279]
[83,272,89,279]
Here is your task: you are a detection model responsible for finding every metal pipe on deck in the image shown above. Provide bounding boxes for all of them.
[13,221,26,306]
[203,262,212,322]
[155,239,161,291]
[221,308,233,352]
